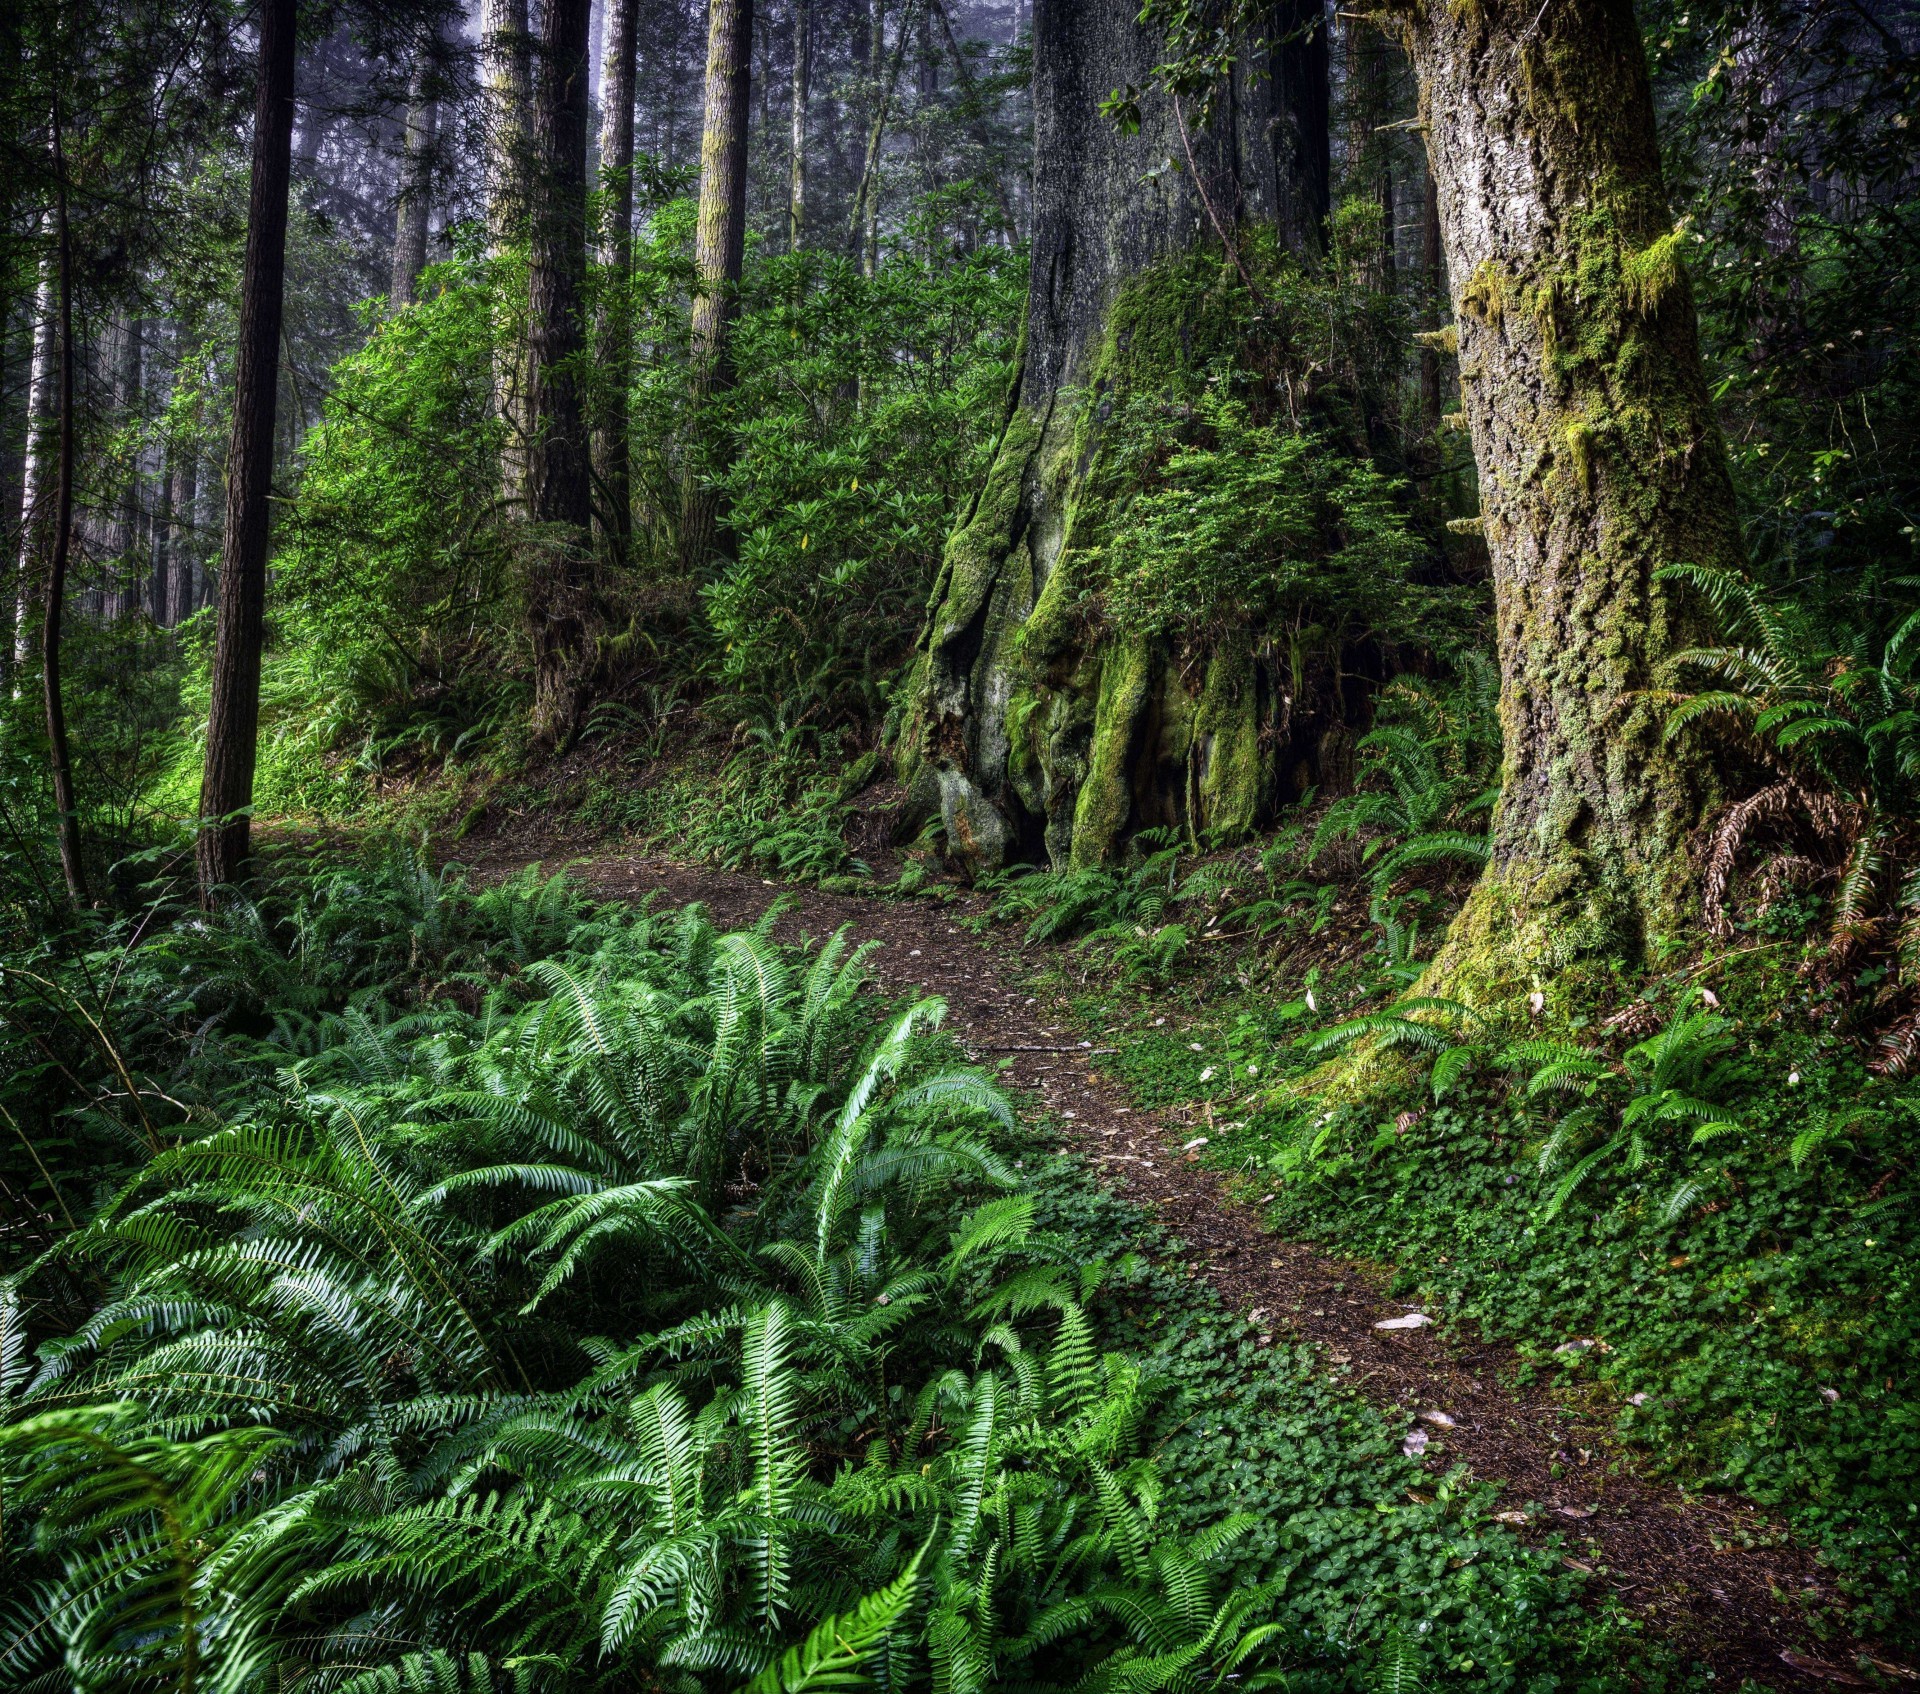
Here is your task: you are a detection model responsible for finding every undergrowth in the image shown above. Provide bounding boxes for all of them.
[0,844,1650,1691]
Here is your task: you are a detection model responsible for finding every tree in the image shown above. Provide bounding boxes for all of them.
[196,0,298,898]
[11,244,56,689]
[44,107,85,905]
[591,0,638,564]
[787,0,811,247]
[678,0,755,575]
[524,0,595,745]
[1397,0,1739,992]
[484,0,534,505]
[894,0,1331,873]
[389,21,440,311]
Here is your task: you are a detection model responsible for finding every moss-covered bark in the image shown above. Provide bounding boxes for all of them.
[1390,0,1740,991]
[896,0,1340,873]
[896,250,1376,871]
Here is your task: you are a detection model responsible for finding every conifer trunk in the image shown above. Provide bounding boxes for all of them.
[484,0,535,506]
[592,0,639,563]
[526,0,596,745]
[679,0,755,574]
[390,26,439,311]
[197,0,296,899]
[45,115,85,906]
[788,0,810,246]
[1399,0,1738,984]
[896,0,1331,872]
[166,391,199,628]
[12,249,56,687]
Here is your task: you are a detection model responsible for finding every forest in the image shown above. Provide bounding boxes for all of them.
[0,0,1917,1683]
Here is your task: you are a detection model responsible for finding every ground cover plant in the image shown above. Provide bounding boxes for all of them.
[0,846,1647,1692]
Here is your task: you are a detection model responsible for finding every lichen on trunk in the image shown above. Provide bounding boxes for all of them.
[1390,0,1743,994]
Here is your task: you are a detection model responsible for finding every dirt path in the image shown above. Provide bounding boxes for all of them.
[475,845,1901,1689]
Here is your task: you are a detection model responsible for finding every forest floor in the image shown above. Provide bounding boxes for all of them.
[462,828,1910,1692]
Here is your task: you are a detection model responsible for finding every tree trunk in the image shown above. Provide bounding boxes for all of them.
[788,0,811,247]
[12,248,56,690]
[102,315,143,621]
[894,0,1334,873]
[592,0,638,564]
[165,391,199,628]
[196,0,296,900]
[525,0,596,746]
[861,0,889,274]
[45,117,85,907]
[1398,0,1738,987]
[678,0,755,575]
[1418,162,1443,439]
[485,0,535,507]
[390,25,440,311]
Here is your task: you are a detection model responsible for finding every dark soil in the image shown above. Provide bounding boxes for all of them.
[462,836,1911,1692]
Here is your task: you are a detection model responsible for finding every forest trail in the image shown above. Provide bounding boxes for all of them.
[472,844,1900,1690]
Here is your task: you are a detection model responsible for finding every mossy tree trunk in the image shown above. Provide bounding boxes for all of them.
[895,0,1332,873]
[1399,0,1740,989]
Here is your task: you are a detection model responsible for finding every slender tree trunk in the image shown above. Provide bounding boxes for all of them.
[592,0,639,563]
[1398,0,1738,987]
[485,0,536,506]
[526,0,596,745]
[1418,162,1443,439]
[196,0,296,899]
[861,0,891,273]
[153,432,172,630]
[166,389,199,629]
[12,249,56,690]
[390,25,440,310]
[102,316,142,621]
[45,113,85,907]
[1345,16,1396,281]
[678,0,755,575]
[929,0,1015,234]
[788,0,811,246]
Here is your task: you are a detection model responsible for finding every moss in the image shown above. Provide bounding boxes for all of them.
[1070,640,1153,868]
[929,402,1045,653]
[1192,641,1263,839]
[1460,260,1510,325]
[1564,419,1596,494]
[1620,225,1688,317]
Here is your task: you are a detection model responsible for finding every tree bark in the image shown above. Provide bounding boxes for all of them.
[678,0,755,575]
[12,248,56,690]
[45,113,85,907]
[390,24,440,311]
[525,0,596,745]
[1398,0,1738,986]
[102,315,143,621]
[592,0,639,563]
[166,419,199,629]
[485,0,536,506]
[788,0,811,247]
[1418,161,1443,439]
[897,0,1334,872]
[196,0,296,899]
